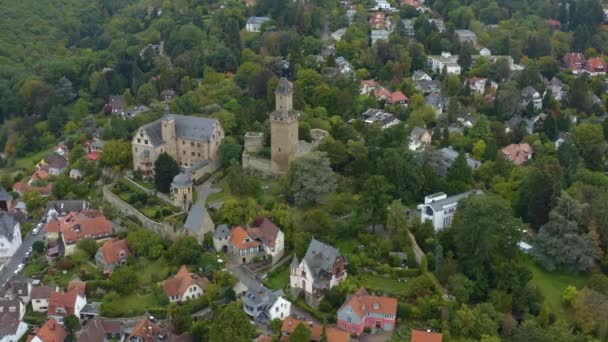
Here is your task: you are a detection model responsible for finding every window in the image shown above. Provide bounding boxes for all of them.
[347,316,352,323]
[191,152,195,156]
[191,142,194,146]
[135,148,138,152]
[137,139,141,143]
[197,153,201,157]
[197,143,200,147]
[144,140,148,144]
[183,151,186,155]
[182,141,185,145]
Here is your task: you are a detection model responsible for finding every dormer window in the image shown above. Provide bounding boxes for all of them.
[9,306,15,312]
[373,303,379,309]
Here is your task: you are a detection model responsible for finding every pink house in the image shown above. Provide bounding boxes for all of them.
[337,288,397,335]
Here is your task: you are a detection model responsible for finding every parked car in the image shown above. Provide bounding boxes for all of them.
[14,264,25,274]
[32,226,41,235]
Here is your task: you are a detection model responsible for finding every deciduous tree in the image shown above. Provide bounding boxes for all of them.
[285,152,337,206]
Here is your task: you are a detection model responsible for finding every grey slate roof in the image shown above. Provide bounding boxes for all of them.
[214,224,231,240]
[141,114,221,146]
[80,302,101,315]
[275,77,293,95]
[0,188,11,201]
[439,147,481,170]
[521,86,539,99]
[410,126,428,139]
[45,153,68,169]
[0,214,17,242]
[46,200,88,215]
[425,190,483,212]
[171,172,192,187]
[184,205,208,233]
[303,239,343,282]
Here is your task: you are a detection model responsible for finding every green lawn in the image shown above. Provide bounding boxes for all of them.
[0,146,55,179]
[206,179,230,204]
[101,292,165,317]
[523,256,589,318]
[352,274,409,297]
[134,179,155,190]
[264,264,290,290]
[138,258,172,285]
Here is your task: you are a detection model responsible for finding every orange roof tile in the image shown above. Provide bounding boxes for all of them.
[129,319,161,342]
[229,226,259,250]
[48,291,78,317]
[326,326,350,342]
[162,265,209,298]
[34,318,68,342]
[67,281,86,297]
[411,330,443,342]
[281,317,323,340]
[501,143,533,165]
[60,210,113,244]
[99,239,131,265]
[339,288,398,319]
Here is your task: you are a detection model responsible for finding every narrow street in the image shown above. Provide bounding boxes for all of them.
[0,225,44,288]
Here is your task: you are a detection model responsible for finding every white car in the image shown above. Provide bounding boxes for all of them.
[14,264,25,274]
[32,227,40,235]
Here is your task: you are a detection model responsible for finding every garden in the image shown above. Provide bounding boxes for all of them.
[110,178,180,220]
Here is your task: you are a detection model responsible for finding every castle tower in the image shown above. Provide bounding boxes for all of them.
[171,172,193,211]
[270,77,299,174]
[161,108,177,157]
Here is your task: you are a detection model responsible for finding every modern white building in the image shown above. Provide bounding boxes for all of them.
[428,52,461,75]
[0,214,21,265]
[417,190,483,231]
[246,16,271,32]
[242,285,291,324]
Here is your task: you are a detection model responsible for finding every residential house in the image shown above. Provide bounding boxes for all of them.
[77,316,125,342]
[213,224,231,253]
[417,190,483,231]
[455,113,478,128]
[505,115,524,134]
[521,86,542,110]
[69,169,82,180]
[246,16,271,32]
[46,200,89,222]
[0,298,27,342]
[160,89,177,103]
[28,169,50,186]
[162,265,210,303]
[281,317,350,342]
[41,154,68,176]
[229,226,262,264]
[415,80,442,95]
[131,111,224,181]
[369,12,386,29]
[360,80,380,95]
[425,92,446,115]
[409,127,432,151]
[374,0,393,10]
[0,187,13,211]
[585,57,607,75]
[371,29,390,45]
[412,70,432,82]
[411,330,443,342]
[563,52,586,73]
[48,289,87,324]
[108,95,125,115]
[290,239,347,306]
[428,19,445,32]
[124,105,150,118]
[337,288,397,335]
[454,29,477,45]
[427,52,461,75]
[465,77,496,95]
[335,56,354,75]
[31,286,57,313]
[501,143,533,165]
[95,239,130,272]
[402,19,415,36]
[79,302,101,321]
[242,285,291,323]
[54,144,69,158]
[128,318,192,342]
[479,47,492,56]
[545,77,566,101]
[331,28,347,41]
[0,213,22,263]
[439,147,480,175]
[7,278,31,304]
[30,318,67,342]
[59,210,113,255]
[84,138,106,154]
[183,205,215,243]
[374,88,408,105]
[248,217,285,262]
[360,109,401,129]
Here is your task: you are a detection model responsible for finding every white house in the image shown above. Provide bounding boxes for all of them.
[0,214,21,264]
[162,265,210,303]
[454,29,477,45]
[371,29,390,45]
[220,218,285,264]
[417,190,483,231]
[428,52,461,74]
[0,299,27,342]
[409,127,432,151]
[246,16,271,32]
[242,285,291,324]
[521,86,542,110]
[31,286,57,313]
[290,239,347,306]
[48,290,87,324]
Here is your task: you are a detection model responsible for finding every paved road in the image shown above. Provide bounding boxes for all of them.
[194,175,221,206]
[0,222,45,288]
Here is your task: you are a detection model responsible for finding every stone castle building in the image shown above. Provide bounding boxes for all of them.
[171,172,194,211]
[132,110,224,181]
[243,77,328,176]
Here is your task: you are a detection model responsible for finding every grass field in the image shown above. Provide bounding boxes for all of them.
[264,264,290,290]
[138,258,172,285]
[352,274,410,297]
[523,256,590,318]
[0,146,54,179]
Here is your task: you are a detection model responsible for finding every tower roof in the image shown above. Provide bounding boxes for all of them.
[275,77,293,95]
[171,172,192,187]
[161,106,174,121]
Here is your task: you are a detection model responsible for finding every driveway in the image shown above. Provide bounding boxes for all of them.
[194,175,221,205]
[0,223,45,288]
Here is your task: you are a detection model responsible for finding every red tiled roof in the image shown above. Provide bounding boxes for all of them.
[326,327,350,342]
[388,91,408,104]
[32,169,50,182]
[339,288,397,319]
[129,319,161,342]
[48,291,78,317]
[60,210,113,245]
[361,80,378,87]
[67,281,86,297]
[44,220,61,234]
[563,52,585,70]
[161,265,209,298]
[99,239,131,265]
[229,226,259,250]
[586,57,606,72]
[31,286,56,300]
[501,143,533,165]
[86,151,101,161]
[281,317,323,340]
[34,318,68,342]
[411,330,443,342]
